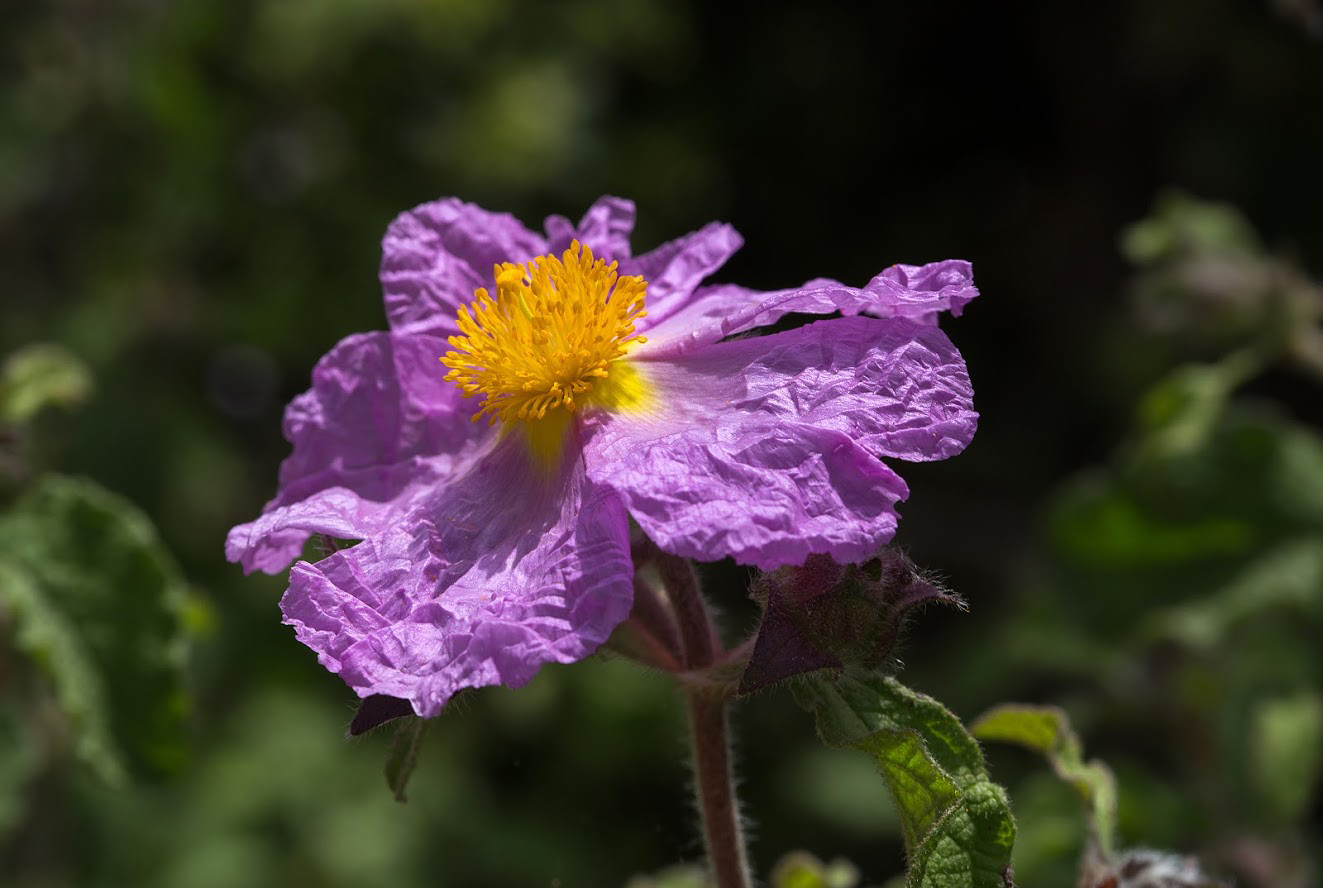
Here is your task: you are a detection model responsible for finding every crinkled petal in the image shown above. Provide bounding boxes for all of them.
[225,331,489,574]
[585,417,907,570]
[635,315,977,461]
[281,429,633,717]
[865,260,978,320]
[623,222,744,329]
[381,198,549,337]
[544,195,636,259]
[641,260,979,358]
[582,314,975,568]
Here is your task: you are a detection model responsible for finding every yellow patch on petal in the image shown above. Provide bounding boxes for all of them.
[514,360,652,470]
[519,407,574,470]
[581,359,649,412]
[441,240,650,426]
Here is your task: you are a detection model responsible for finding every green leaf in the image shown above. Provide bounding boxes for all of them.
[0,475,191,782]
[793,671,1015,888]
[0,344,93,424]
[0,560,125,784]
[384,716,426,803]
[1120,191,1263,264]
[1136,352,1259,460]
[1042,406,1323,639]
[1249,692,1323,824]
[970,704,1117,856]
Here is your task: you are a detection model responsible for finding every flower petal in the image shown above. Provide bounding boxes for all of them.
[641,260,979,358]
[381,198,549,337]
[225,331,489,574]
[624,222,744,328]
[544,195,637,259]
[585,417,907,570]
[864,259,978,321]
[637,315,977,462]
[582,314,975,568]
[281,430,633,717]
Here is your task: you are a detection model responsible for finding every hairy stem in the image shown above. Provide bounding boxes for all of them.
[686,693,750,888]
[656,552,750,888]
[656,553,719,668]
[631,574,685,669]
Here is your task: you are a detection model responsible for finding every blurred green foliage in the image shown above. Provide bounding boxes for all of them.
[0,474,192,785]
[969,195,1323,887]
[0,345,93,426]
[2,0,1322,885]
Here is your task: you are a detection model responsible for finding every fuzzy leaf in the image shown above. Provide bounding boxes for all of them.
[0,475,190,782]
[794,671,1015,888]
[971,704,1117,856]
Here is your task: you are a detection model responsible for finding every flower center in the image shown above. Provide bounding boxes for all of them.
[441,241,648,424]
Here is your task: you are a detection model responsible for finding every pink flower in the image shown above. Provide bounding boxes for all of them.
[227,196,977,717]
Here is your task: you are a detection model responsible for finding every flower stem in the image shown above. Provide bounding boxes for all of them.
[655,553,719,667]
[686,692,750,888]
[655,552,751,888]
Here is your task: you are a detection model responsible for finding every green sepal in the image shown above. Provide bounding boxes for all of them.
[384,715,427,803]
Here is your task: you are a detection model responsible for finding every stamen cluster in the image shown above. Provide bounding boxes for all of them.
[441,241,648,424]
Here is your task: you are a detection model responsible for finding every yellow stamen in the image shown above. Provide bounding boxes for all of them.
[441,240,648,425]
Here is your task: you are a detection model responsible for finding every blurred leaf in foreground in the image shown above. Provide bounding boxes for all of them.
[0,474,191,783]
[793,671,1015,888]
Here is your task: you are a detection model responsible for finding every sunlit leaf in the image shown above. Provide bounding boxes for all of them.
[970,704,1117,856]
[794,671,1015,888]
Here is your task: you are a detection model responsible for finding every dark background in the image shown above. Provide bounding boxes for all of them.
[3,1,1321,885]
